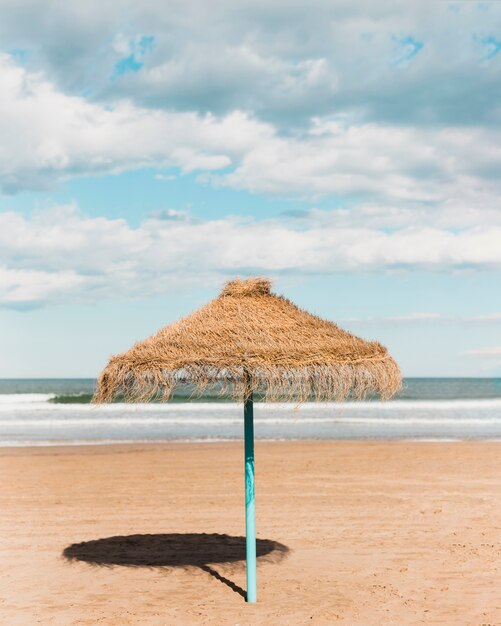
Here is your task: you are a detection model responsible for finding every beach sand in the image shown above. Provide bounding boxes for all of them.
[1,441,500,625]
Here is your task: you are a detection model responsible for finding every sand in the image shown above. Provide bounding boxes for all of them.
[1,440,501,625]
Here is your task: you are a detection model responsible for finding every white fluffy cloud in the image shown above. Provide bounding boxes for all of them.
[0,54,272,193]
[3,52,501,226]
[0,3,500,312]
[0,267,86,306]
[1,205,501,307]
[220,120,501,210]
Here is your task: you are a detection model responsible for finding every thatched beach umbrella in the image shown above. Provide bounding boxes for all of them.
[94,277,401,602]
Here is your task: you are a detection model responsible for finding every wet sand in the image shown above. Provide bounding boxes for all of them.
[1,440,501,625]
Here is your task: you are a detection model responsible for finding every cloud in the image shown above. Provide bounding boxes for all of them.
[3,51,501,231]
[1,205,501,308]
[1,1,500,128]
[0,54,268,193]
[0,266,86,308]
[468,313,501,322]
[344,313,448,323]
[462,347,501,358]
[218,120,501,208]
[149,208,189,221]
[343,313,501,324]
[155,173,177,181]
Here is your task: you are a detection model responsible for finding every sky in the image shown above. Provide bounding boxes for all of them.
[0,0,500,377]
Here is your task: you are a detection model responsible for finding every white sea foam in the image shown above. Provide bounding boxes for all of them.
[0,393,55,405]
[1,415,501,427]
[1,391,501,445]
[1,395,501,412]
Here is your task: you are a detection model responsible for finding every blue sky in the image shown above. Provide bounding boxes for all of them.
[0,0,500,377]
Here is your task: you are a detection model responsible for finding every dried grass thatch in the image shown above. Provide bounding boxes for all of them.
[94,277,401,403]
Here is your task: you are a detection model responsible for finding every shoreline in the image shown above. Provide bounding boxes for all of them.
[3,436,501,451]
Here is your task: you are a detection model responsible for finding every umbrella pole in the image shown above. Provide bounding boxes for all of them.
[244,380,257,603]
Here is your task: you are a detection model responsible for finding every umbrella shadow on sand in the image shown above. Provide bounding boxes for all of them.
[63,533,289,599]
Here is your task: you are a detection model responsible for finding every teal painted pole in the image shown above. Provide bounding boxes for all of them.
[244,377,257,603]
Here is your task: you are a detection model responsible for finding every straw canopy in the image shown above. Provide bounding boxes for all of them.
[94,277,401,403]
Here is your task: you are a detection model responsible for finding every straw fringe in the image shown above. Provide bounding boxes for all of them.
[94,359,401,404]
[94,277,402,404]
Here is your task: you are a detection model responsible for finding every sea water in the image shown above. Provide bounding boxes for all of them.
[0,378,500,446]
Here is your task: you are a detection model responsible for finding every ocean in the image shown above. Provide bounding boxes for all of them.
[1,378,501,446]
